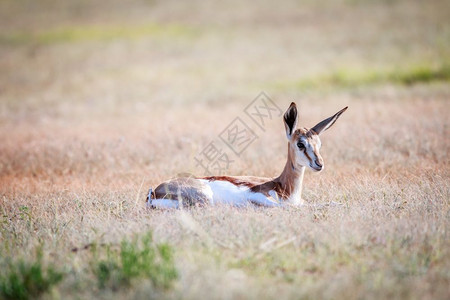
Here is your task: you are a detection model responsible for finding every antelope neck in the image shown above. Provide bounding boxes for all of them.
[275,144,305,204]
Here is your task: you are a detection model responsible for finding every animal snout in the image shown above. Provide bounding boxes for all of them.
[314,159,323,168]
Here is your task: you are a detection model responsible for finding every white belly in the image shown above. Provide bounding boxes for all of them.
[149,179,282,209]
[198,179,282,207]
[198,179,252,206]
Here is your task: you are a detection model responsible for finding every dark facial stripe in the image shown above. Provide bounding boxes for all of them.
[303,149,313,164]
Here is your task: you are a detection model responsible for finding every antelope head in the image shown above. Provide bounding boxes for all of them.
[283,102,348,172]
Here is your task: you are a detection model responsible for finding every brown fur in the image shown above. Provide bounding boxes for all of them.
[201,176,260,188]
[154,177,211,205]
[250,143,302,200]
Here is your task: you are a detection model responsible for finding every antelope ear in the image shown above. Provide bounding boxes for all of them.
[311,106,348,135]
[283,102,298,139]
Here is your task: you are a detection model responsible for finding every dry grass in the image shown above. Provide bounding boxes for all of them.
[1,0,449,299]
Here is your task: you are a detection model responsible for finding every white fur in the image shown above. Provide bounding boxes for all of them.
[149,179,281,209]
[199,179,273,207]
[285,166,306,206]
[148,199,179,209]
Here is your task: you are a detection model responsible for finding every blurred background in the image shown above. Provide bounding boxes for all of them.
[1,0,449,111]
[1,2,449,299]
[0,0,449,186]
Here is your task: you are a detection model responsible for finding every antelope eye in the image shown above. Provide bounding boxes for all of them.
[297,142,305,149]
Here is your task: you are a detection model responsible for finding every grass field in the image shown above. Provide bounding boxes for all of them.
[1,0,449,299]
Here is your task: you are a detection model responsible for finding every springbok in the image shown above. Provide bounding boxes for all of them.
[147,102,347,208]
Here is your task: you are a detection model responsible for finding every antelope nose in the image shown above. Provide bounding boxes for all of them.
[315,160,323,168]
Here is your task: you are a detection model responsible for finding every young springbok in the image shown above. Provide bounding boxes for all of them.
[147,102,347,208]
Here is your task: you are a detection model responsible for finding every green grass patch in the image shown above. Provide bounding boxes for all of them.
[389,64,450,85]
[91,232,178,290]
[277,63,450,91]
[0,23,200,46]
[0,247,64,300]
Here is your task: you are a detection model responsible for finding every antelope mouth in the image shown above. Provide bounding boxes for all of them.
[309,164,323,172]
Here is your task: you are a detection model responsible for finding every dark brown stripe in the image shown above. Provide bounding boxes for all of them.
[303,149,313,164]
[201,176,256,188]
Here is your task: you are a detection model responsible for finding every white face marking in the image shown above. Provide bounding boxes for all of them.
[294,135,323,172]
[294,137,310,167]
